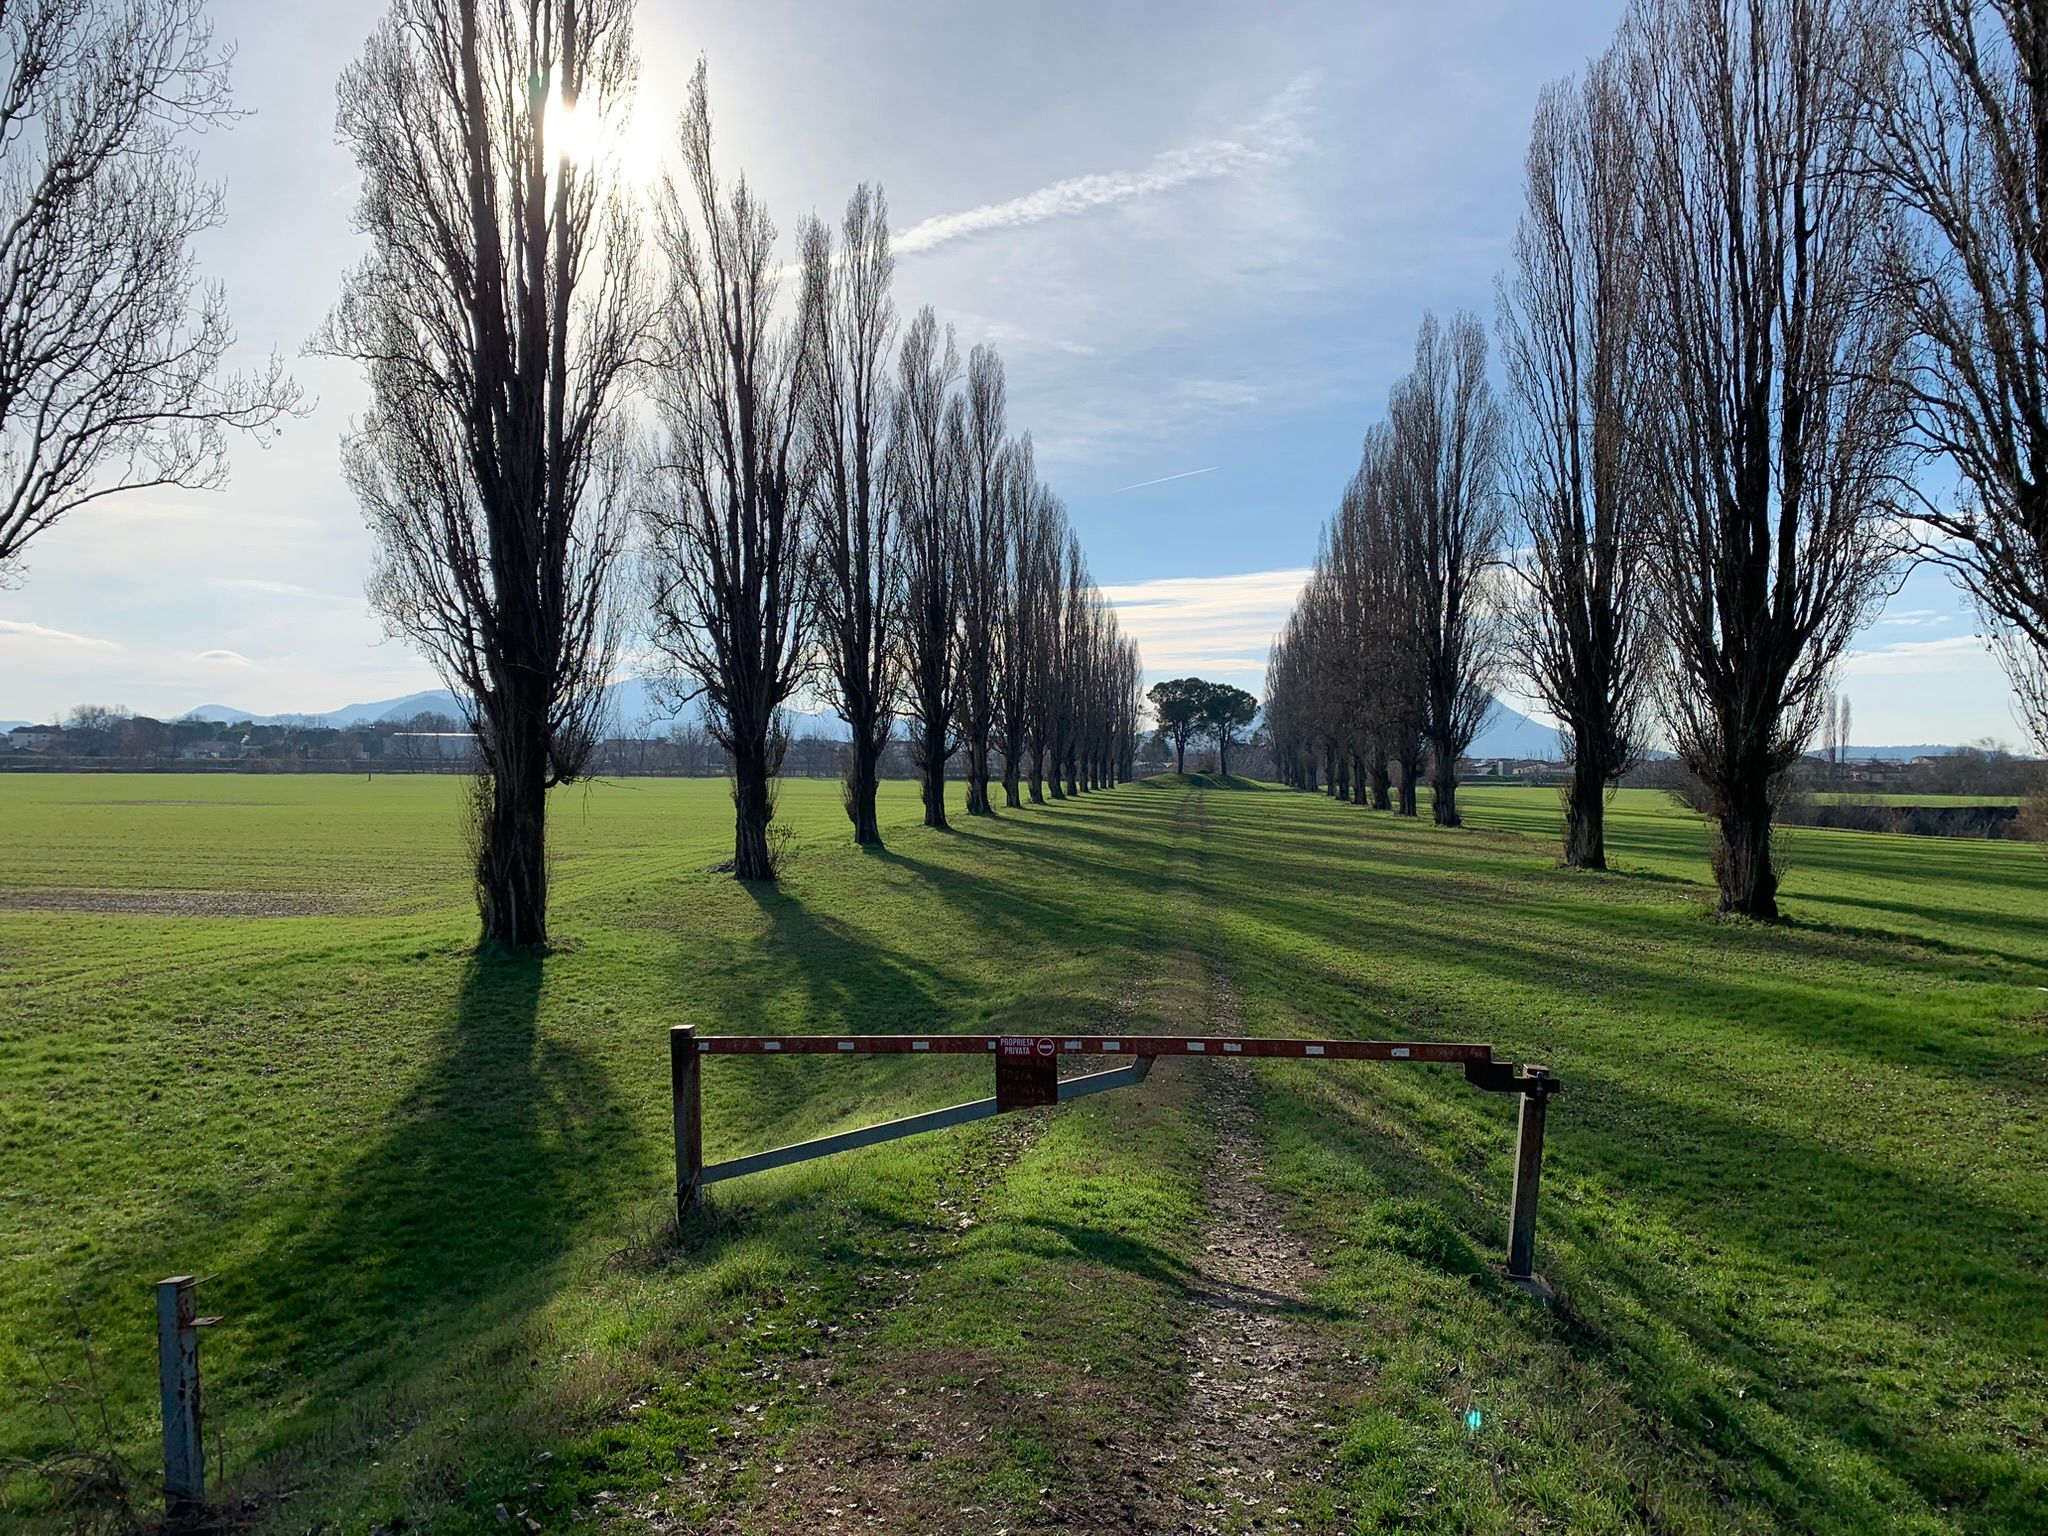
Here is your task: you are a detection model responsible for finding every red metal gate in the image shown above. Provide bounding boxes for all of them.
[670,1027,1561,1291]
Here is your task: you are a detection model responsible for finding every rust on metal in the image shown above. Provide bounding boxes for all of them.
[692,1033,1495,1064]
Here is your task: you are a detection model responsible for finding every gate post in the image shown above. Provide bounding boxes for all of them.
[672,1025,702,1216]
[1505,1067,1553,1284]
[156,1276,203,1517]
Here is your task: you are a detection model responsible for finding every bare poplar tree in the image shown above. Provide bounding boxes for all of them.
[1028,498,1066,802]
[641,62,810,882]
[1347,426,1426,811]
[1629,0,1910,917]
[1866,0,2048,749]
[956,344,1009,816]
[322,0,642,948]
[892,307,962,830]
[1500,51,1654,868]
[798,183,899,847]
[1388,311,1507,827]
[0,0,298,585]
[1055,533,1089,796]
[1015,471,1066,803]
[996,437,1049,807]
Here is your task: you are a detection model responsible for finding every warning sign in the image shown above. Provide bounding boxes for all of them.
[996,1036,1058,1110]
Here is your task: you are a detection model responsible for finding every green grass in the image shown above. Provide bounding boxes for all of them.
[1,773,2043,1533]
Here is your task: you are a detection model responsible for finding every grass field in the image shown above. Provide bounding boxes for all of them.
[2,772,2043,1534]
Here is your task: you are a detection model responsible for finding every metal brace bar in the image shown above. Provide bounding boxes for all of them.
[697,1057,1157,1187]
[1055,1058,1154,1101]
[700,1094,1002,1186]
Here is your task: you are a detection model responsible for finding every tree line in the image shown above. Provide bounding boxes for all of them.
[1267,0,2048,921]
[320,10,1142,943]
[0,0,1141,951]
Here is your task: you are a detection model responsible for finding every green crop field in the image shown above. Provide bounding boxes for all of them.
[2,773,2043,1534]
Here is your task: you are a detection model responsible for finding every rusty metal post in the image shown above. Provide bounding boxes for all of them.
[672,1025,702,1215]
[1505,1068,1552,1283]
[156,1276,203,1517]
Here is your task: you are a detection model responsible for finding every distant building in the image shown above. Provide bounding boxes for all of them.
[389,732,476,762]
[4,727,54,751]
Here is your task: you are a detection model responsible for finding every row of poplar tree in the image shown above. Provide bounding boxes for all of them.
[0,0,1141,951]
[1268,0,2048,922]
[321,22,1142,943]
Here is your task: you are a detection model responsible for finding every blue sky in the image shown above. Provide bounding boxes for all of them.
[0,0,2022,746]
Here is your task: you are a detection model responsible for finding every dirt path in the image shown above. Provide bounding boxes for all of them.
[654,785,1343,1534]
[1112,965,1339,1535]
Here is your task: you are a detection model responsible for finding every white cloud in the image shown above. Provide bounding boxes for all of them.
[209,578,351,601]
[896,74,1317,256]
[1840,634,1998,677]
[0,618,119,650]
[1101,567,1309,685]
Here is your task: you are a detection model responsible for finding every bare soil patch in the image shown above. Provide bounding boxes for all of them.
[0,887,356,918]
[1114,1064,1337,1534]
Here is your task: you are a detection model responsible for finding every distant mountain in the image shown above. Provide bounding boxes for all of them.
[173,677,844,736]
[1469,699,1563,761]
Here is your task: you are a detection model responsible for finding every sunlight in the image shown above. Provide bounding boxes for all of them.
[543,80,598,168]
[541,76,663,187]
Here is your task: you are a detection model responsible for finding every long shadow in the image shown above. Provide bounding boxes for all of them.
[729,880,952,1032]
[1258,1056,2047,1533]
[227,950,643,1423]
[996,1216,1354,1325]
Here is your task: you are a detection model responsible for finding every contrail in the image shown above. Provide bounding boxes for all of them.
[895,74,1316,256]
[1111,466,1219,495]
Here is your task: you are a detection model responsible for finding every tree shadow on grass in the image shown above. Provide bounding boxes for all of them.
[1264,1061,2046,1533]
[993,1216,1354,1325]
[728,879,954,1033]
[1278,1039,2046,1532]
[227,948,643,1434]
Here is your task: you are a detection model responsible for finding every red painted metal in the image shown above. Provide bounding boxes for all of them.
[691,1034,1492,1063]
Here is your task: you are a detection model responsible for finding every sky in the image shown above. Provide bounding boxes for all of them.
[0,0,2024,747]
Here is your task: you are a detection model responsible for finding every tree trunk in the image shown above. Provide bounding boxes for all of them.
[1174,735,1186,774]
[1028,744,1046,804]
[966,740,994,816]
[1396,752,1421,817]
[1430,749,1460,827]
[921,752,949,829]
[475,728,549,950]
[1002,755,1022,808]
[847,737,883,848]
[1562,762,1606,870]
[732,746,776,880]
[1714,788,1779,918]
[1369,755,1391,811]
